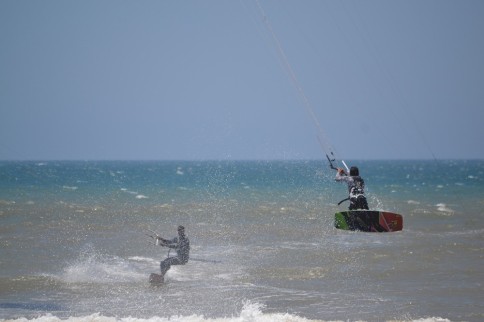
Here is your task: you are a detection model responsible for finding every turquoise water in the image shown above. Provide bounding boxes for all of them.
[0,160,483,321]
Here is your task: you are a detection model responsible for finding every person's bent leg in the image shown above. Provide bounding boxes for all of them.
[160,257,182,277]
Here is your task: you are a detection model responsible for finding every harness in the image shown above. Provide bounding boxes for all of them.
[349,176,365,198]
[165,236,190,263]
[338,176,367,207]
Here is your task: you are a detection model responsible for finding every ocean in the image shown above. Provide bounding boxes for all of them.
[0,160,482,322]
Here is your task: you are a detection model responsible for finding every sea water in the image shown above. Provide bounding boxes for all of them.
[0,160,482,322]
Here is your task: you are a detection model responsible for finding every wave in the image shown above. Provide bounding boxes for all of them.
[435,203,454,215]
[0,300,452,322]
[55,248,148,284]
[62,186,78,191]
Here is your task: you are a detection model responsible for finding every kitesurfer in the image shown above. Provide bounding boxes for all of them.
[335,166,369,210]
[156,225,190,279]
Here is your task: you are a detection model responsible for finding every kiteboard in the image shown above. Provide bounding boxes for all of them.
[149,273,164,285]
[335,210,403,232]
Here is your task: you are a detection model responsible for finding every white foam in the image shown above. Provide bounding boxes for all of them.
[128,256,156,263]
[135,195,149,199]
[412,319,451,322]
[0,302,313,322]
[59,252,146,284]
[0,304,452,322]
[435,203,454,214]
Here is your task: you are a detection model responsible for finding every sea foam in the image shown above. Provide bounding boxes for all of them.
[0,302,452,322]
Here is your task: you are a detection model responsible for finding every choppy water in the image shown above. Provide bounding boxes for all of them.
[0,160,483,321]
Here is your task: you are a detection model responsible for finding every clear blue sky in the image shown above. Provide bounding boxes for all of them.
[1,0,483,160]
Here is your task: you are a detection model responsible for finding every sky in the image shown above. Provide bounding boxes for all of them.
[1,0,483,160]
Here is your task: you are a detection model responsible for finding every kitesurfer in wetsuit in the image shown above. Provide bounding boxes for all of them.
[335,166,369,210]
[156,225,190,279]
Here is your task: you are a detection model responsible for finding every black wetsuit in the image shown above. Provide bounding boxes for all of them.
[158,233,190,277]
[335,172,369,210]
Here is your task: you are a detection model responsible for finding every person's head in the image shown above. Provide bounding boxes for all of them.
[178,225,185,236]
[350,166,359,176]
